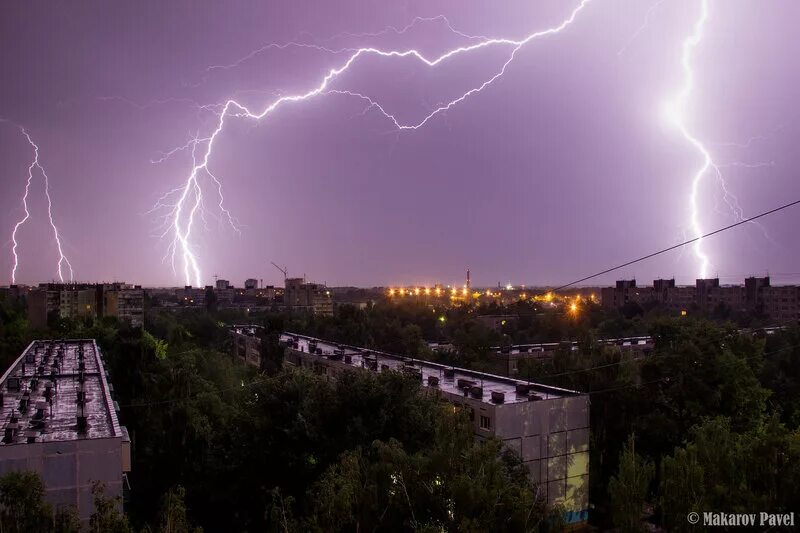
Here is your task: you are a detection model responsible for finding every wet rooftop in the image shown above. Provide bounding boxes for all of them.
[281,333,580,405]
[230,325,265,336]
[0,340,121,444]
[492,335,654,355]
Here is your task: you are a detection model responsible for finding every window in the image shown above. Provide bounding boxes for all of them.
[480,415,491,430]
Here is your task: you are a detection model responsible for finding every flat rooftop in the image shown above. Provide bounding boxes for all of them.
[230,324,265,336]
[492,335,654,355]
[281,333,581,405]
[0,340,121,444]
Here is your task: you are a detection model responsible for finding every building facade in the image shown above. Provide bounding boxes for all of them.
[601,276,800,322]
[0,340,130,521]
[229,325,264,368]
[27,283,144,329]
[284,278,333,316]
[281,333,590,525]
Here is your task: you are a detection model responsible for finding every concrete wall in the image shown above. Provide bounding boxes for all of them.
[285,347,590,516]
[0,436,124,520]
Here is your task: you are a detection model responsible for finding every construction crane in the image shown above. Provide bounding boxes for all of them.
[270,262,288,281]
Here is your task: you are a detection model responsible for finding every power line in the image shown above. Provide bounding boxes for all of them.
[551,198,800,292]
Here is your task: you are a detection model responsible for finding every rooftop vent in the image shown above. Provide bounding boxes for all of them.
[76,404,87,433]
[3,424,18,444]
[457,378,477,390]
[469,386,483,399]
[491,391,505,404]
[427,376,440,387]
[344,354,352,364]
[515,383,534,395]
[6,377,20,392]
[527,392,544,402]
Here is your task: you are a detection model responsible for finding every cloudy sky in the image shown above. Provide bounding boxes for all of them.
[1,0,798,288]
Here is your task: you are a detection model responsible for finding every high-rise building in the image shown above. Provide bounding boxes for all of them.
[599,276,800,322]
[27,283,144,328]
[104,287,144,328]
[745,276,771,312]
[284,278,332,316]
[0,340,130,521]
[244,278,258,290]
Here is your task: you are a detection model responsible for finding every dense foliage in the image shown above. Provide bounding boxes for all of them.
[1,296,799,531]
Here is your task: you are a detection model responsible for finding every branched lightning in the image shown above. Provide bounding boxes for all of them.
[665,0,773,277]
[618,0,667,56]
[4,123,74,284]
[201,15,491,79]
[665,0,715,278]
[155,0,592,284]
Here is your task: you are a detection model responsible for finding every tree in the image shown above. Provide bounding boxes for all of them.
[89,481,130,533]
[608,435,654,533]
[304,409,548,533]
[659,444,705,532]
[53,506,81,533]
[0,471,52,533]
[157,486,199,533]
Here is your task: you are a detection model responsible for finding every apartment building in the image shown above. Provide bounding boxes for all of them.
[281,333,590,525]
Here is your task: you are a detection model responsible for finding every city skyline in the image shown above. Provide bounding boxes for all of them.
[2,0,799,287]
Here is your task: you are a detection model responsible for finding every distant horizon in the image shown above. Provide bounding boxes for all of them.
[7,273,800,291]
[2,1,799,289]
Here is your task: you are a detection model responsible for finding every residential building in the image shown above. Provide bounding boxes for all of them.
[601,276,799,322]
[763,285,800,323]
[492,336,654,377]
[229,325,265,368]
[104,287,144,328]
[745,276,771,312]
[282,333,590,525]
[284,278,333,316]
[0,340,130,521]
[27,283,144,328]
[175,286,206,306]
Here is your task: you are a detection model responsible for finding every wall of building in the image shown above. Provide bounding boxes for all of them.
[283,345,589,520]
[0,437,125,520]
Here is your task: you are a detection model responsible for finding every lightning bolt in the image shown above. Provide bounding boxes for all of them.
[4,123,74,284]
[199,15,491,81]
[664,0,715,278]
[156,0,592,285]
[664,0,776,278]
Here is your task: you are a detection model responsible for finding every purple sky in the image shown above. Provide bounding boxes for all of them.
[1,0,799,288]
